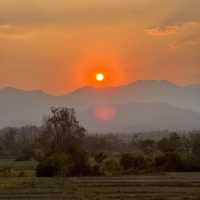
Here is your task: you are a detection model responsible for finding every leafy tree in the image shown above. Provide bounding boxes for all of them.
[190,134,200,160]
[139,139,155,154]
[0,126,39,160]
[0,128,18,157]
[38,107,86,158]
[36,107,89,177]
[157,133,182,153]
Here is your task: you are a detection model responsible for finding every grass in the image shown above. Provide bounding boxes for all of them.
[69,173,200,200]
[0,159,37,169]
[0,160,199,199]
[0,159,37,177]
[0,175,199,199]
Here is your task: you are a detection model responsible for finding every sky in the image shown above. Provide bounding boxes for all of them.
[0,0,200,94]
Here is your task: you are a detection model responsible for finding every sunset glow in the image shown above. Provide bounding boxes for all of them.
[0,0,199,95]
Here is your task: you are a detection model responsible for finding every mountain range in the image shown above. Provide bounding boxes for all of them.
[0,80,200,132]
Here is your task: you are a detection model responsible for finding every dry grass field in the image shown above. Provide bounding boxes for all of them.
[0,173,200,199]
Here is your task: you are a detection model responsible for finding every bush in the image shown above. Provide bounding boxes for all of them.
[155,152,182,171]
[102,158,121,176]
[181,156,200,172]
[15,147,34,161]
[120,153,135,170]
[71,151,91,176]
[120,153,147,172]
[90,164,102,176]
[36,153,73,177]
[133,154,147,170]
[94,152,107,164]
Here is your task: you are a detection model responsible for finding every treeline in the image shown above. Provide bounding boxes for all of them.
[0,107,200,176]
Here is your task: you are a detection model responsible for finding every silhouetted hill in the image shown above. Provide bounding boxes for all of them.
[0,80,200,132]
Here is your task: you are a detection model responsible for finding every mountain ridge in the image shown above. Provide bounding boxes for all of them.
[0,80,200,132]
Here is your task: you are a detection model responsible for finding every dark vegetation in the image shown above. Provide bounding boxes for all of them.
[0,107,200,177]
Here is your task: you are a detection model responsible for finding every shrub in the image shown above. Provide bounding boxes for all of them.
[71,151,91,176]
[94,152,107,164]
[102,158,121,176]
[133,153,147,170]
[154,152,182,171]
[181,156,200,172]
[120,153,135,170]
[36,153,73,177]
[90,164,102,176]
[15,147,34,161]
[120,153,147,172]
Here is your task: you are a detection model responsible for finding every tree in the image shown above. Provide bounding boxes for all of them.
[38,107,86,158]
[190,134,200,159]
[0,128,18,157]
[157,133,182,153]
[36,107,89,177]
[139,139,155,154]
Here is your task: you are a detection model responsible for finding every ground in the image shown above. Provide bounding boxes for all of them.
[0,159,200,199]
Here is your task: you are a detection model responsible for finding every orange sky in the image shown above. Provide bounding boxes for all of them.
[0,0,200,94]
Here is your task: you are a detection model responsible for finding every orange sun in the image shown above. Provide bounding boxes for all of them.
[96,73,105,82]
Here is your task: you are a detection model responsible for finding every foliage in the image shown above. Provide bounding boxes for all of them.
[101,158,121,176]
[120,153,135,170]
[94,152,107,164]
[120,153,147,173]
[1,109,200,176]
[38,107,85,158]
[36,153,73,177]
[155,152,183,171]
[36,107,90,177]
[0,126,39,160]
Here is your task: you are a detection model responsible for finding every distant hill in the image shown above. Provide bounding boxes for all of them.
[66,80,200,111]
[78,102,200,132]
[0,80,200,132]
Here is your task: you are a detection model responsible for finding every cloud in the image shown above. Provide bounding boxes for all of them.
[0,0,147,26]
[168,22,200,48]
[0,0,200,29]
[0,24,33,40]
[146,26,178,37]
[147,0,200,27]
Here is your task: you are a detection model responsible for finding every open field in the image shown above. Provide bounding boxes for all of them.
[71,173,200,200]
[0,159,37,177]
[0,173,200,199]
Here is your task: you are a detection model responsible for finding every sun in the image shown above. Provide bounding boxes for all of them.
[96,73,105,82]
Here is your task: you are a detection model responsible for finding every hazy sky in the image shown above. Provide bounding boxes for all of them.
[0,0,200,94]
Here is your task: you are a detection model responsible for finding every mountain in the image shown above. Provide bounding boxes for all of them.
[65,80,200,111]
[0,80,200,132]
[78,102,200,132]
